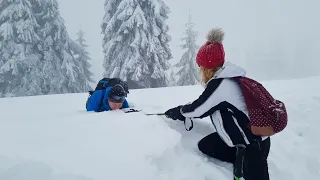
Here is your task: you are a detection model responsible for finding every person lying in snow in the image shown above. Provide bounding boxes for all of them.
[86,78,129,112]
[164,28,287,180]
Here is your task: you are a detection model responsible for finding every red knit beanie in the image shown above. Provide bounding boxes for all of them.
[196,28,225,68]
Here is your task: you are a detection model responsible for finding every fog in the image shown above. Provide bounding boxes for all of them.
[58,0,320,82]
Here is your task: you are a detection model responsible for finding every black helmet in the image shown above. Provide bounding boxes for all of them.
[108,84,126,103]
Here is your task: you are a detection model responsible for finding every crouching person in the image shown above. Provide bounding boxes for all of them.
[86,83,129,112]
[164,28,287,180]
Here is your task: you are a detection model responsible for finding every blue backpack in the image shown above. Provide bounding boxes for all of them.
[86,78,129,110]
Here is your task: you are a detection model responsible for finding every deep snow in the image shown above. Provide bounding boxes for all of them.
[0,76,320,180]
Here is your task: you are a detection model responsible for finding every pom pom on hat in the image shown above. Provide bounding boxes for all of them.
[196,28,225,68]
[206,28,224,43]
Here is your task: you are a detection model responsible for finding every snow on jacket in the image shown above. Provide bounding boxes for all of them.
[180,62,268,147]
[86,87,129,112]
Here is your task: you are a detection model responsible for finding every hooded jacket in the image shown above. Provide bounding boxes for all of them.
[86,87,129,112]
[180,62,268,147]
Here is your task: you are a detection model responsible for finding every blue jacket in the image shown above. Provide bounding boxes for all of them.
[86,87,129,112]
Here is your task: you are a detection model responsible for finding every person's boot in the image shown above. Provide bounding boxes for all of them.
[233,144,246,180]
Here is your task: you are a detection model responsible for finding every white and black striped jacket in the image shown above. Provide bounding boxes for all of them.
[181,62,268,147]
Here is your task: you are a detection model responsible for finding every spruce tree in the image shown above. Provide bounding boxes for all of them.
[33,0,81,94]
[73,29,95,91]
[0,0,91,97]
[173,15,200,86]
[101,0,172,89]
[0,0,43,97]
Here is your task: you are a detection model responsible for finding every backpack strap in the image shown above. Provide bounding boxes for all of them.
[88,90,94,95]
[98,89,106,112]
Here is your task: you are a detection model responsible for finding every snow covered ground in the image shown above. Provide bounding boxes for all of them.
[0,76,319,180]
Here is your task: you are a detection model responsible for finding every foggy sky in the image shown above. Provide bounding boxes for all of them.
[57,0,320,82]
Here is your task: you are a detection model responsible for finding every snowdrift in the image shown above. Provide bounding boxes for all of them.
[0,76,319,180]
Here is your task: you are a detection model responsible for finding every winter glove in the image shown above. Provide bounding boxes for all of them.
[164,105,185,121]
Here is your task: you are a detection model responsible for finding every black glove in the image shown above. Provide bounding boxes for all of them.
[164,105,185,121]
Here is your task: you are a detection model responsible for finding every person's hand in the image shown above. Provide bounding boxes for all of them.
[251,126,275,136]
[164,105,185,121]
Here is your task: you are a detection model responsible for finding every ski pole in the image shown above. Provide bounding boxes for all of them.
[145,113,165,116]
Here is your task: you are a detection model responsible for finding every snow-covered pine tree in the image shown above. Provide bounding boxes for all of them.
[32,0,84,94]
[168,70,176,86]
[101,0,172,89]
[73,29,95,91]
[0,0,43,97]
[173,15,200,86]
[0,0,95,97]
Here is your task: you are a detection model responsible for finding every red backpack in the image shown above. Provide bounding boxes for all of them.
[233,77,288,135]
